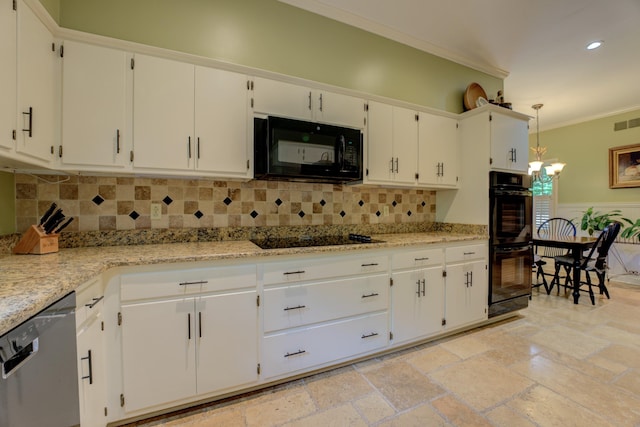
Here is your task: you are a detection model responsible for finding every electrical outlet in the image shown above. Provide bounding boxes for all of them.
[383,205,389,217]
[150,203,162,220]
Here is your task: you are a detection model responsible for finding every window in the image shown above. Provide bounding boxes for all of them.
[531,169,556,231]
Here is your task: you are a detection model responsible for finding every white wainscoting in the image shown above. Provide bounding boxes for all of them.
[557,203,640,284]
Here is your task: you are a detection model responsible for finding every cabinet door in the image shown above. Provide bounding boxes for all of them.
[61,41,127,169]
[0,0,16,151]
[196,290,258,395]
[418,113,459,187]
[77,313,107,427]
[252,77,312,121]
[121,298,196,413]
[132,54,194,171]
[16,0,57,163]
[392,266,444,345]
[194,66,250,177]
[490,112,529,172]
[314,91,364,129]
[392,106,418,184]
[366,101,394,182]
[445,260,487,329]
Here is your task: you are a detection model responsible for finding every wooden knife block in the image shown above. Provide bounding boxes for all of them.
[13,224,59,255]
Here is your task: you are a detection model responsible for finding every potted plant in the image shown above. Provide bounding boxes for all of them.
[579,207,629,236]
[620,218,640,242]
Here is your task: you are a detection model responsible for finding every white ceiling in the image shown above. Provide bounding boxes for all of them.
[280,0,640,131]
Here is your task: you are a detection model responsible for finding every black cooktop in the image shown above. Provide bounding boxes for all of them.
[251,234,383,250]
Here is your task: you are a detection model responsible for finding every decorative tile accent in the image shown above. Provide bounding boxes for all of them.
[12,174,437,234]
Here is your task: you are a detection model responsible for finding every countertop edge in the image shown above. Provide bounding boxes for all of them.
[0,233,487,336]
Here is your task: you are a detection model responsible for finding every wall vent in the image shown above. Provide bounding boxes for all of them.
[614,117,640,131]
[614,121,628,131]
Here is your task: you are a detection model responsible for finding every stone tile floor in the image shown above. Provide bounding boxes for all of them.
[127,281,640,427]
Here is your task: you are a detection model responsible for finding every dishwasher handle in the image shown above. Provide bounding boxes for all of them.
[1,337,39,379]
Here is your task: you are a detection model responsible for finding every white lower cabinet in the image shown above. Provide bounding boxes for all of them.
[391,248,445,345]
[444,244,488,330]
[100,242,489,424]
[76,279,107,427]
[119,264,258,414]
[262,312,388,379]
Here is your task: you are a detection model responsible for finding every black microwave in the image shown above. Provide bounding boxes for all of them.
[254,116,363,183]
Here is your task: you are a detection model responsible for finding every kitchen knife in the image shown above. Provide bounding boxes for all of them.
[39,202,57,226]
[43,209,65,233]
[53,217,74,234]
[45,215,66,234]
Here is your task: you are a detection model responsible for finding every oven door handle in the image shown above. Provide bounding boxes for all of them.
[495,245,532,254]
[491,190,532,197]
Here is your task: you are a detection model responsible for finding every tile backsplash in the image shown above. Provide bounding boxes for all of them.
[14,174,436,234]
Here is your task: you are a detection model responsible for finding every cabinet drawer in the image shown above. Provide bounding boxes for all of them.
[264,274,389,333]
[392,248,444,270]
[75,278,103,325]
[262,254,388,285]
[121,264,257,301]
[262,312,388,379]
[445,244,487,263]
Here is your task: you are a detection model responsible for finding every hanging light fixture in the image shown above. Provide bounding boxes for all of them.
[529,104,565,181]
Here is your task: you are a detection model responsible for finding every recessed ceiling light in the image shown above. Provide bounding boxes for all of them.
[586,40,603,50]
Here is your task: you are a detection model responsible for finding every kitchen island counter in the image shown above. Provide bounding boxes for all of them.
[0,232,485,336]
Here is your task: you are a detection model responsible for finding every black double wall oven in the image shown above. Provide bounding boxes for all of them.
[489,171,533,317]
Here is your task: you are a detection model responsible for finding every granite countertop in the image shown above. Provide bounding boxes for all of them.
[0,232,485,336]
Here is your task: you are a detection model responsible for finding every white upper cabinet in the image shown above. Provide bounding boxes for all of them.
[194,66,251,177]
[312,90,365,129]
[489,111,529,172]
[251,77,364,129]
[16,0,58,164]
[366,101,418,185]
[132,54,251,177]
[418,113,459,187]
[132,54,195,172]
[60,40,128,170]
[0,0,16,152]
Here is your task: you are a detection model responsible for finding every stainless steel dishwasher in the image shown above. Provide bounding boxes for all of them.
[0,292,80,427]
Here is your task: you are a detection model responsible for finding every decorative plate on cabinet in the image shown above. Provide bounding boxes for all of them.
[463,82,488,111]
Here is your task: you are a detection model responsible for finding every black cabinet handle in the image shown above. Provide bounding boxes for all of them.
[116,129,120,153]
[421,279,426,296]
[22,107,33,137]
[308,91,312,110]
[284,305,306,311]
[198,312,202,338]
[463,252,476,256]
[319,93,323,111]
[361,263,379,267]
[187,313,191,340]
[179,280,208,286]
[361,332,379,339]
[81,350,93,384]
[187,136,192,159]
[197,137,200,159]
[84,296,104,309]
[414,257,429,261]
[283,270,305,275]
[284,349,306,358]
[361,293,379,299]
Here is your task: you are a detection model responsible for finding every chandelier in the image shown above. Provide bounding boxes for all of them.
[529,104,565,180]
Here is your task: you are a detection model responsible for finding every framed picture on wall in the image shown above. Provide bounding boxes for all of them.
[609,143,640,188]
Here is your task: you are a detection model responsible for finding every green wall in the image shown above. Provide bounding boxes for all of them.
[530,109,640,204]
[38,0,60,22]
[0,172,15,235]
[56,0,501,114]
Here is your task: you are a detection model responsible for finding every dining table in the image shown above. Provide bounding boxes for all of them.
[532,235,599,304]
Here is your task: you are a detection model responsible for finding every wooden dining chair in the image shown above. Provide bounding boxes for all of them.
[533,218,576,295]
[551,222,621,304]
